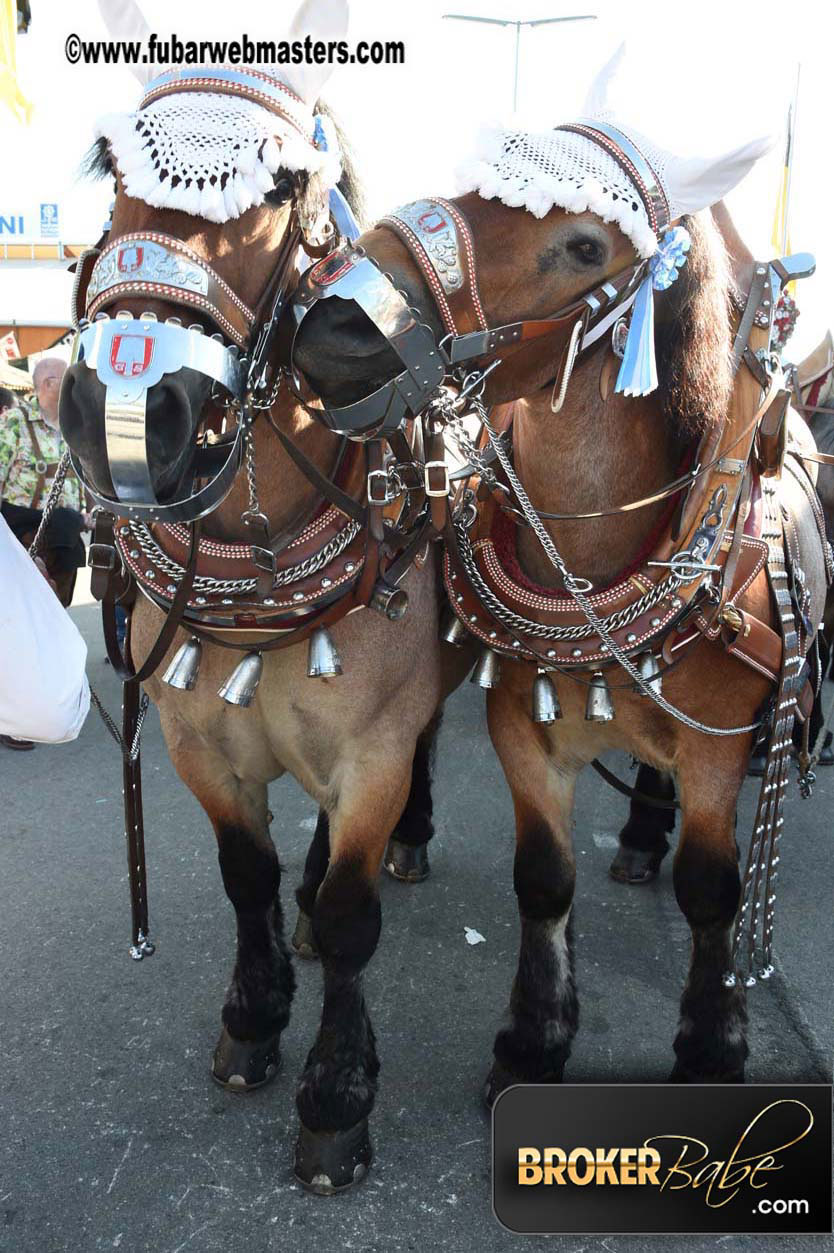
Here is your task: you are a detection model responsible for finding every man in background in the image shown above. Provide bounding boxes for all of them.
[0,358,84,513]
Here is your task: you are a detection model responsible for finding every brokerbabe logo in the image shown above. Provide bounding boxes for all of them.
[492,1084,832,1234]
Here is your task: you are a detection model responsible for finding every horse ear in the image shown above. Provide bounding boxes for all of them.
[280,0,349,104]
[665,136,775,215]
[582,42,626,117]
[97,0,154,84]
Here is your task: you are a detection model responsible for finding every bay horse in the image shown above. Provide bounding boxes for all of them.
[293,187,828,1097]
[58,0,467,1193]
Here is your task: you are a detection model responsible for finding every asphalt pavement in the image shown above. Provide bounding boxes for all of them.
[1,584,832,1253]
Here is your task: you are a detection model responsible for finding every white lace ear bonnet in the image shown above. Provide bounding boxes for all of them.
[455,46,775,394]
[93,0,345,229]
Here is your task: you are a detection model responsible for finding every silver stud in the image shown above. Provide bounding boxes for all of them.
[130,549,139,559]
[145,569,155,579]
[651,616,661,627]
[166,584,177,595]
[222,598,233,605]
[293,591,305,602]
[321,577,332,588]
[571,647,582,657]
[264,598,275,606]
[195,596,207,605]
[626,632,637,643]
[547,649,556,659]
[344,561,356,573]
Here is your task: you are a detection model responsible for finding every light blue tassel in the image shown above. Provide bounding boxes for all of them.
[615,226,691,398]
[329,187,361,243]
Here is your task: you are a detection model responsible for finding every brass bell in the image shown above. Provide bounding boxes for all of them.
[162,637,202,690]
[441,610,469,646]
[585,670,615,722]
[218,651,263,707]
[635,651,662,697]
[470,648,501,689]
[369,579,409,621]
[532,668,562,724]
[307,627,343,678]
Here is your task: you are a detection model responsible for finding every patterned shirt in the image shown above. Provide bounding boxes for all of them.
[0,403,83,512]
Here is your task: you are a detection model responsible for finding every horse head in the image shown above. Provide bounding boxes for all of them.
[60,0,351,520]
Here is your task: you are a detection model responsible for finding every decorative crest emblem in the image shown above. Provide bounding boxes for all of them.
[110,334,155,378]
[117,245,145,274]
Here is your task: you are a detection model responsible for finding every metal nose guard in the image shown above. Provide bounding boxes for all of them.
[279,247,445,438]
[70,314,246,522]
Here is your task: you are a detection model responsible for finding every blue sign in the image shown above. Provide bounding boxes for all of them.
[39,203,60,238]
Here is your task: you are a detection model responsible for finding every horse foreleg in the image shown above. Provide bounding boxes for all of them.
[384,709,443,883]
[610,763,675,885]
[167,742,295,1091]
[485,688,579,1106]
[294,753,412,1194]
[292,808,330,959]
[671,748,748,1082]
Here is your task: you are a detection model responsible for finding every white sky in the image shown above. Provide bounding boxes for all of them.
[2,0,832,360]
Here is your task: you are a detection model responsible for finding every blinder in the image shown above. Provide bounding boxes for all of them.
[279,246,445,438]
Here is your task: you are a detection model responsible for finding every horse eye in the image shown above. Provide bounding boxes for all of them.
[271,177,295,204]
[569,238,603,265]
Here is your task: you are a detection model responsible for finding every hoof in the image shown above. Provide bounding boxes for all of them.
[294,1119,373,1194]
[747,752,767,777]
[292,909,318,960]
[819,732,834,766]
[483,1060,564,1109]
[384,837,430,883]
[669,1059,745,1084]
[211,1026,281,1091]
[609,840,668,885]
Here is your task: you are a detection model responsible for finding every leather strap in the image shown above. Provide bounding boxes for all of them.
[23,416,58,511]
[103,519,202,682]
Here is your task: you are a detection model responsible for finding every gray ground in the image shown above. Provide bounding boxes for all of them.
[1,587,832,1253]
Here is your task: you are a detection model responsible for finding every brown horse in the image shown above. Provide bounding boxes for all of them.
[294,192,828,1099]
[59,90,468,1202]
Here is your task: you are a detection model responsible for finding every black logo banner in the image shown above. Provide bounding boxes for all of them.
[492,1084,832,1234]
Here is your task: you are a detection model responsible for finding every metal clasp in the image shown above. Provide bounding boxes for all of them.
[424,460,450,498]
[367,469,396,505]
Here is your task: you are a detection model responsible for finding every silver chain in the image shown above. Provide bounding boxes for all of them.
[126,518,361,597]
[90,686,149,763]
[27,449,72,559]
[453,514,678,641]
[473,396,762,736]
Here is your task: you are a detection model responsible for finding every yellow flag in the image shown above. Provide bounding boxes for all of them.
[0,0,33,123]
[771,106,795,297]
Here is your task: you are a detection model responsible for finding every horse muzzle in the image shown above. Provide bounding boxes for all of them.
[61,313,246,523]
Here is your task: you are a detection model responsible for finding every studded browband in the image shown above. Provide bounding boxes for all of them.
[82,232,255,347]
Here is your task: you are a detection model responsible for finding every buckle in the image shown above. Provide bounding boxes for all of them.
[367,469,395,505]
[88,543,117,571]
[424,460,450,498]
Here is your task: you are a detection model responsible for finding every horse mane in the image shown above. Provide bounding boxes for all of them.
[654,210,733,436]
[81,102,366,225]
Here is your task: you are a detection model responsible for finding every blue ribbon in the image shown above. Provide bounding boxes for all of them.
[329,187,361,243]
[615,226,691,398]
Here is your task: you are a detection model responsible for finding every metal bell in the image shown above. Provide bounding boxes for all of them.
[307,627,343,678]
[585,670,615,722]
[369,579,409,621]
[162,637,202,690]
[441,610,469,646]
[635,651,662,697]
[218,651,263,707]
[470,648,501,689]
[532,669,562,724]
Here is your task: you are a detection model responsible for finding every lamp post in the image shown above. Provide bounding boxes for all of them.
[443,13,597,111]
